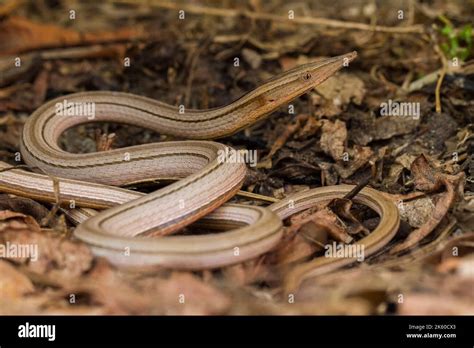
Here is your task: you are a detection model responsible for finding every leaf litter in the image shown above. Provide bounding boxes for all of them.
[0,0,472,315]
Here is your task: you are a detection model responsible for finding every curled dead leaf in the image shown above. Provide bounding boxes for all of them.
[390,155,465,254]
[0,210,41,233]
[328,198,370,235]
[288,206,353,244]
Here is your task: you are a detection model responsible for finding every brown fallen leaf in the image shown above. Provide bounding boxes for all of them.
[0,210,93,278]
[397,293,474,315]
[0,53,41,87]
[439,233,474,259]
[372,116,420,141]
[390,155,465,254]
[318,118,375,180]
[417,233,474,275]
[334,145,374,179]
[0,260,34,299]
[274,222,328,266]
[139,272,232,315]
[222,257,273,287]
[0,210,41,233]
[319,161,338,186]
[328,198,370,235]
[260,114,308,166]
[384,153,418,189]
[291,267,391,315]
[0,194,49,222]
[57,259,155,314]
[57,261,231,315]
[436,255,474,276]
[350,114,420,146]
[314,73,366,117]
[287,206,353,244]
[295,116,321,140]
[320,119,347,161]
[398,196,436,228]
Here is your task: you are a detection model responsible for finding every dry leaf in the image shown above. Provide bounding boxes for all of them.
[397,293,474,315]
[242,48,262,69]
[334,145,373,179]
[398,196,436,228]
[0,194,49,222]
[141,272,231,315]
[328,198,369,235]
[390,155,465,254]
[59,260,156,314]
[0,210,93,278]
[320,119,347,160]
[287,205,353,244]
[222,258,273,286]
[315,73,366,117]
[0,210,41,233]
[275,223,327,265]
[0,260,34,299]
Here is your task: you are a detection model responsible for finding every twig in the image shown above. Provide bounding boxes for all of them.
[342,175,371,200]
[95,130,116,152]
[433,43,449,113]
[237,190,280,203]
[435,64,447,113]
[111,0,425,34]
[406,68,441,92]
[40,176,61,227]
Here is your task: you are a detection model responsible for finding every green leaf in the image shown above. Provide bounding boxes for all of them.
[439,22,472,60]
[461,25,472,45]
[458,48,469,60]
[441,25,453,36]
[450,38,459,57]
[440,43,450,55]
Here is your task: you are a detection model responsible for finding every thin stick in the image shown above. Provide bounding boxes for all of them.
[237,190,280,203]
[342,175,371,200]
[40,176,61,227]
[433,43,449,113]
[111,0,425,34]
[435,65,447,113]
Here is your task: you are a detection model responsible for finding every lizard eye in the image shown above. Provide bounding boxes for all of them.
[301,72,312,81]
